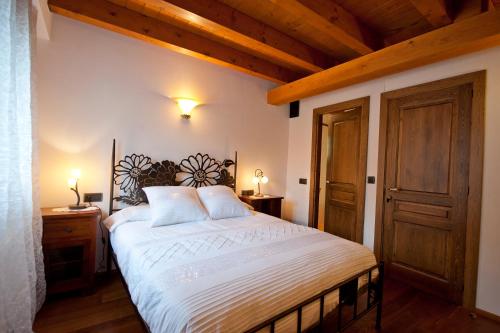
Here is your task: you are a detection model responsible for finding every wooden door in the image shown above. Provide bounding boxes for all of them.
[324,107,363,242]
[382,84,472,303]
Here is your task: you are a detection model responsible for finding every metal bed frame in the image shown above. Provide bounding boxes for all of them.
[106,139,384,332]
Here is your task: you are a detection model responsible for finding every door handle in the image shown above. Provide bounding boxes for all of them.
[326,180,331,184]
[387,187,400,192]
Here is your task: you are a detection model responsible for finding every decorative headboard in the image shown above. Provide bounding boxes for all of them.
[108,139,237,215]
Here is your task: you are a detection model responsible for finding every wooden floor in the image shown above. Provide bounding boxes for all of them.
[34,274,500,333]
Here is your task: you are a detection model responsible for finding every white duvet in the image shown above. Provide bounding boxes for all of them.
[110,213,377,333]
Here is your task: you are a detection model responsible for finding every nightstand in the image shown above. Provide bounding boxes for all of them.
[41,207,100,295]
[239,195,284,218]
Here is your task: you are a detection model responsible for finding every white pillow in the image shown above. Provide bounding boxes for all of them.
[197,185,252,220]
[103,205,151,232]
[143,186,209,227]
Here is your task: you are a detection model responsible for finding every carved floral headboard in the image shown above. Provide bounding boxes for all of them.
[108,140,237,214]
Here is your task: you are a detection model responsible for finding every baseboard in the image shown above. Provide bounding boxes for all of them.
[475,308,500,323]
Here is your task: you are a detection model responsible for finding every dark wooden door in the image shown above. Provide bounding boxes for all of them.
[324,107,363,242]
[382,84,472,303]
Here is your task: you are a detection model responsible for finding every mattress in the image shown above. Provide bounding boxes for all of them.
[110,212,377,333]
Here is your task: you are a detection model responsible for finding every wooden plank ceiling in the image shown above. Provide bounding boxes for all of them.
[48,0,499,102]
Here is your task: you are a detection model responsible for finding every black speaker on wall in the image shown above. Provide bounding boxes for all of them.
[289,100,300,118]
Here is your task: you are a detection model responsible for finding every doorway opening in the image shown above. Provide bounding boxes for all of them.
[309,97,369,244]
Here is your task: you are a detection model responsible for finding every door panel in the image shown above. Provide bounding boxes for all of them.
[329,207,355,240]
[395,201,450,218]
[324,108,361,241]
[382,84,472,303]
[331,190,355,204]
[392,220,449,278]
[332,120,358,184]
[397,103,453,194]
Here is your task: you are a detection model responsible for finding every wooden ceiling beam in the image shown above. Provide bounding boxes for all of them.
[267,10,500,105]
[107,0,333,74]
[48,0,303,84]
[165,0,332,73]
[219,0,379,59]
[386,0,488,45]
[410,0,452,27]
[296,0,380,53]
[274,0,377,56]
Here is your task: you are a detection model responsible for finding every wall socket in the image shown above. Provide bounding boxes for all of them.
[83,193,103,203]
[299,178,307,185]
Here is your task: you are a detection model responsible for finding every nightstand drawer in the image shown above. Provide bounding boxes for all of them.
[43,219,92,241]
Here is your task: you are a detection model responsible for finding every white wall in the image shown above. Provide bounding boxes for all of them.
[36,16,289,268]
[284,46,500,315]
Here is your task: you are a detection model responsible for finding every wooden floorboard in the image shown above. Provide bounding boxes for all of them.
[33,274,500,332]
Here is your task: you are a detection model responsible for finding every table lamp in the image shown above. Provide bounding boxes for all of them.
[252,169,269,197]
[68,169,86,210]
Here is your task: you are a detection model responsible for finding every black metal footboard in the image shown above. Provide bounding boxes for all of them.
[245,262,385,333]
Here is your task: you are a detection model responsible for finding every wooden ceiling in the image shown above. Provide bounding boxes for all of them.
[49,0,500,104]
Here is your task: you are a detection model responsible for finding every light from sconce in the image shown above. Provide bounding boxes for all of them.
[175,98,200,119]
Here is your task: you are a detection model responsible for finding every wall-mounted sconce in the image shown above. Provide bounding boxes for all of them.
[252,169,269,197]
[174,98,200,119]
[68,169,86,210]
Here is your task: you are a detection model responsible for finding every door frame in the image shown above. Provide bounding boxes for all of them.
[309,96,370,244]
[374,71,485,309]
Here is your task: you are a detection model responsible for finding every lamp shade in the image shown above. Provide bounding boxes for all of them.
[68,177,77,188]
[175,98,199,119]
[261,176,269,184]
[70,168,81,179]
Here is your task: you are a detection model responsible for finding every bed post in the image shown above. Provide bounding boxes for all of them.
[234,151,238,193]
[107,139,116,274]
[375,261,385,330]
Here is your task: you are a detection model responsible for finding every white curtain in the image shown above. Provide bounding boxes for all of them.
[0,0,46,332]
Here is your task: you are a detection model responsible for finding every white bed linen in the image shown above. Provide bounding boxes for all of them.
[111,213,377,333]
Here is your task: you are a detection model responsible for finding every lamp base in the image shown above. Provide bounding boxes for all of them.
[254,193,264,197]
[68,204,87,210]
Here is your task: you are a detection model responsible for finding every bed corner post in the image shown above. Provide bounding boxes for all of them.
[234,151,238,193]
[107,139,116,274]
[375,261,385,330]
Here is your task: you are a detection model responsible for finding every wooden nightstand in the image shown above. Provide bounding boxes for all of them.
[41,207,100,295]
[239,195,284,218]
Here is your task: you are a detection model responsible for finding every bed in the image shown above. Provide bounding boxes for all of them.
[106,140,384,333]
